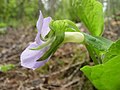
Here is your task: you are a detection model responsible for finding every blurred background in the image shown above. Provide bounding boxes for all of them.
[0,0,120,27]
[0,0,120,90]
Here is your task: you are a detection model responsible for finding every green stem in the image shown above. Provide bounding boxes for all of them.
[86,44,99,65]
[30,37,54,50]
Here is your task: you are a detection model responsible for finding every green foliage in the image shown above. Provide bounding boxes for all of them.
[54,0,77,21]
[0,0,6,22]
[0,0,39,27]
[103,39,120,63]
[24,0,39,21]
[84,33,113,64]
[76,1,120,89]
[73,0,104,36]
[0,64,15,72]
[0,23,7,35]
[0,0,18,22]
[84,33,113,52]
[0,23,7,28]
[81,39,120,89]
[0,0,119,28]
[0,0,80,27]
[81,55,120,90]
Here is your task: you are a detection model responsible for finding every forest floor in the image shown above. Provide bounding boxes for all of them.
[0,20,120,90]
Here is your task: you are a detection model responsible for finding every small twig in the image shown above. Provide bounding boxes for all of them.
[62,78,80,88]
[67,64,81,81]
[18,81,24,90]
[40,62,84,78]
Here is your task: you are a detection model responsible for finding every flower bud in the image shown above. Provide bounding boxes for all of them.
[64,32,84,43]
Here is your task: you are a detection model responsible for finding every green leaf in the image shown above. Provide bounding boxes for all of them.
[0,64,15,72]
[81,55,120,90]
[84,34,113,51]
[73,0,104,36]
[103,39,120,63]
[84,33,113,64]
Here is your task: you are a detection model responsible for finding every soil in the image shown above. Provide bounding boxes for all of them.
[0,20,119,90]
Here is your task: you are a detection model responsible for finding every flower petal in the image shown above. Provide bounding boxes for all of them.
[36,11,43,32]
[41,17,52,38]
[21,11,53,70]
[20,42,50,70]
[35,11,44,44]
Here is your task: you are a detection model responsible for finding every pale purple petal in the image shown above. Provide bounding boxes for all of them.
[36,11,43,32]
[21,42,50,70]
[32,56,51,70]
[41,17,52,38]
[21,11,52,70]
[35,11,44,44]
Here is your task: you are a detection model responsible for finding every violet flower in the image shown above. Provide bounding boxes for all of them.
[20,11,52,70]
